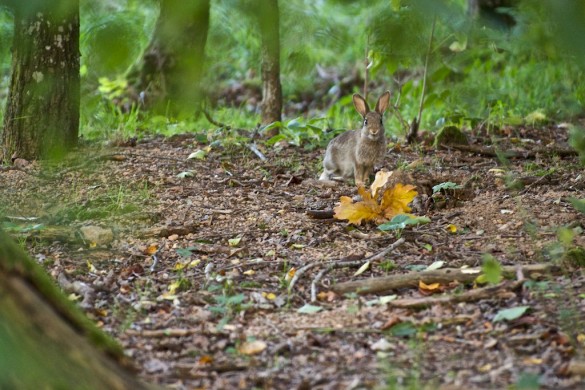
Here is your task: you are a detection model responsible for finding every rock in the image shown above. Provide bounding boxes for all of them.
[80,226,114,246]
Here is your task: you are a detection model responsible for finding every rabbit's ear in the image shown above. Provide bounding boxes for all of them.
[375,91,391,114]
[353,94,369,117]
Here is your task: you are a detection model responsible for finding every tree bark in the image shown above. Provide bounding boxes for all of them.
[130,0,210,116]
[256,0,283,128]
[0,230,153,389]
[0,1,80,162]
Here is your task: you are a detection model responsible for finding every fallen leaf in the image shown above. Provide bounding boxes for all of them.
[238,340,267,355]
[493,306,530,322]
[380,183,418,219]
[446,224,457,233]
[86,260,97,273]
[285,267,296,282]
[334,184,417,225]
[243,269,255,276]
[354,261,370,276]
[228,237,242,247]
[187,149,206,160]
[145,244,159,255]
[297,304,322,314]
[425,261,444,271]
[333,187,382,225]
[198,355,213,365]
[370,170,392,198]
[262,292,276,300]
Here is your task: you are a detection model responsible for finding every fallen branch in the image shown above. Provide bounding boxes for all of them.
[125,328,197,338]
[331,263,557,295]
[388,280,523,309]
[445,144,578,159]
[287,238,405,297]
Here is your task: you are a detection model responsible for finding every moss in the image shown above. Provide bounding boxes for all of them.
[433,125,469,148]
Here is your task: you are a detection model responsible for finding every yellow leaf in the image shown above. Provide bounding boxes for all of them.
[89,241,97,249]
[370,170,393,198]
[145,244,159,255]
[419,281,440,290]
[333,186,383,225]
[228,237,242,247]
[262,292,277,300]
[577,333,585,344]
[238,340,267,355]
[447,224,457,233]
[523,357,543,365]
[380,183,417,219]
[174,261,187,271]
[354,261,370,276]
[243,269,255,276]
[189,259,201,268]
[168,281,181,294]
[285,267,296,282]
[87,260,97,273]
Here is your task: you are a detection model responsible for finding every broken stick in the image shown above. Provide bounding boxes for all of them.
[331,263,556,295]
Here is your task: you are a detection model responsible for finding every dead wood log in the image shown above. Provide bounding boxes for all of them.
[445,144,578,159]
[388,280,523,309]
[331,263,556,295]
[0,230,154,389]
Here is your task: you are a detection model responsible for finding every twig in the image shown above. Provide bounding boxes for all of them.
[388,280,524,309]
[407,15,436,144]
[310,237,406,301]
[202,108,228,128]
[248,142,267,161]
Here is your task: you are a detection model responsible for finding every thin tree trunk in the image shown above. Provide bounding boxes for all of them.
[131,0,210,116]
[1,1,80,162]
[257,0,282,128]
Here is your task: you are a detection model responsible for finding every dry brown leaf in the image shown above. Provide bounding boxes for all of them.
[370,170,392,198]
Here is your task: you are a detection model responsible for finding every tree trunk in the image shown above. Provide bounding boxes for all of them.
[0,1,80,162]
[0,230,152,389]
[131,0,210,117]
[256,0,283,129]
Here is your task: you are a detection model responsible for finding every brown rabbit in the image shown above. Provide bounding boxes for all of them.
[319,91,390,185]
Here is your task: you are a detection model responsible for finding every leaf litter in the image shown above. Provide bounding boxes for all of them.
[0,125,584,389]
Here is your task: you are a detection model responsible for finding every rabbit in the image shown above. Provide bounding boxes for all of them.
[319,91,391,185]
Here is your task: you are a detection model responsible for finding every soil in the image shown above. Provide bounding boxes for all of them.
[1,125,584,389]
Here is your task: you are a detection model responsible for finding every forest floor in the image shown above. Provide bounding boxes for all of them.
[1,124,585,389]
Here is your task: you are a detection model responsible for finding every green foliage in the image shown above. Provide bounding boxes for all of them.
[378,214,430,232]
[481,254,502,284]
[262,117,328,148]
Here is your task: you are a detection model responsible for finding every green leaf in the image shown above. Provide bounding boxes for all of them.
[569,197,585,214]
[481,254,502,284]
[265,134,287,146]
[432,182,462,194]
[286,118,303,130]
[493,306,530,322]
[187,149,206,160]
[378,214,430,231]
[261,121,282,133]
[297,304,323,314]
[176,248,194,258]
[388,321,417,337]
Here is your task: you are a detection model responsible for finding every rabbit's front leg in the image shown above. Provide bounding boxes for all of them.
[354,164,368,186]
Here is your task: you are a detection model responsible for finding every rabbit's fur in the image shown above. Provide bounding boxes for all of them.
[319,91,390,185]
